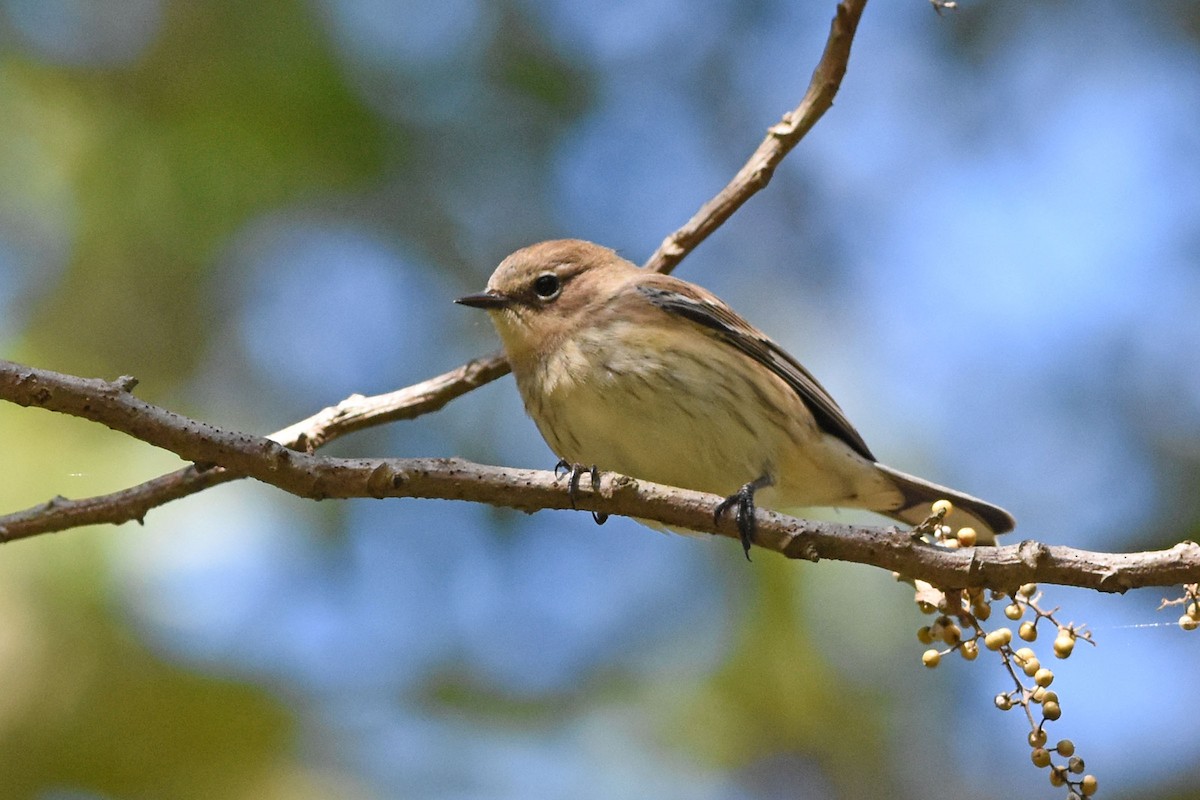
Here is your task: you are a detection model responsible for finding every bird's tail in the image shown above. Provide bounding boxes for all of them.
[874,463,1015,545]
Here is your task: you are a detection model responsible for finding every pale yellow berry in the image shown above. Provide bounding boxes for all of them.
[973,602,992,621]
[984,628,1012,650]
[1041,690,1059,705]
[1034,667,1055,687]
[1054,633,1076,658]
[943,538,960,549]
[1180,614,1198,632]
[1030,748,1052,768]
[941,624,962,646]
[1042,700,1062,721]
[1056,739,1075,757]
[1005,603,1023,620]
[1014,647,1036,665]
[994,693,1013,711]
[1019,620,1038,641]
[1068,755,1085,774]
[1080,774,1098,796]
[959,641,979,661]
[1019,583,1038,597]
[917,626,935,644]
[1022,658,1041,678]
[1049,767,1066,787]
[931,499,954,517]
[1187,600,1199,619]
[917,601,937,615]
[1028,729,1048,748]
[956,527,977,547]
[922,649,942,668]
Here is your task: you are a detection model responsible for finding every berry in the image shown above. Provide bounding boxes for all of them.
[984,628,1012,650]
[1054,633,1076,659]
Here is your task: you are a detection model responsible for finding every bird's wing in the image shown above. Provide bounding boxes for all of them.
[636,275,876,462]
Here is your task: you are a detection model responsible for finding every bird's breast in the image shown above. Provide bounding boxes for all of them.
[514,320,819,500]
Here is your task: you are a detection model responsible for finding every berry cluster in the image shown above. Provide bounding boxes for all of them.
[911,501,1098,798]
[1159,583,1200,631]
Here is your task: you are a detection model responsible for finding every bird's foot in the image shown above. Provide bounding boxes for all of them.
[553,459,608,525]
[714,474,774,561]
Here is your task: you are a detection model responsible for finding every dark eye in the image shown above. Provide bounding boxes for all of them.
[533,273,561,300]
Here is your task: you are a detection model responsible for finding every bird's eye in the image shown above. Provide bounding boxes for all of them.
[533,273,561,300]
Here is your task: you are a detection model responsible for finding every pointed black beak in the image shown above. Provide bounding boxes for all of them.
[455,290,511,310]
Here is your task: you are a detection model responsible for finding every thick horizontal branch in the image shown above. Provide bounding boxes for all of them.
[2,359,1198,592]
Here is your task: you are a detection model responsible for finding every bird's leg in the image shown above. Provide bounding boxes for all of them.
[553,459,608,525]
[714,473,774,561]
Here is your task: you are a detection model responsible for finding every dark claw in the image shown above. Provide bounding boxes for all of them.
[590,467,607,525]
[714,474,774,561]
[555,459,606,524]
[565,463,595,509]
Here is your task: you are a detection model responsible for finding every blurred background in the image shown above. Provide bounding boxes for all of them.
[1,0,1199,797]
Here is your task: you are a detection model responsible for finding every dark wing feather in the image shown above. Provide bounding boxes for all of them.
[636,278,875,461]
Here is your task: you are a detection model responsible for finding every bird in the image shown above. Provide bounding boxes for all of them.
[456,239,1014,557]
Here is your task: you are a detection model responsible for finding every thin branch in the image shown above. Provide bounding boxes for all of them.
[643,0,867,274]
[3,360,1199,593]
[0,0,871,542]
[267,350,510,451]
[0,353,511,536]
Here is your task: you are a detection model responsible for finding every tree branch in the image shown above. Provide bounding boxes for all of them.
[0,353,511,536]
[643,0,867,274]
[2,367,1197,590]
[3,360,1199,593]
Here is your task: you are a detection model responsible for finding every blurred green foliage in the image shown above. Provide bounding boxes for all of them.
[15,0,385,385]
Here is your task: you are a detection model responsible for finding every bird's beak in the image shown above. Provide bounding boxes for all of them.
[455,290,511,310]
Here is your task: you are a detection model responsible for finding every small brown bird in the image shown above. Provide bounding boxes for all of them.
[458,239,1014,555]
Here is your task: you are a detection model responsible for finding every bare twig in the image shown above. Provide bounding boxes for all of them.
[3,360,1199,593]
[267,350,510,450]
[0,353,510,536]
[643,0,867,274]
